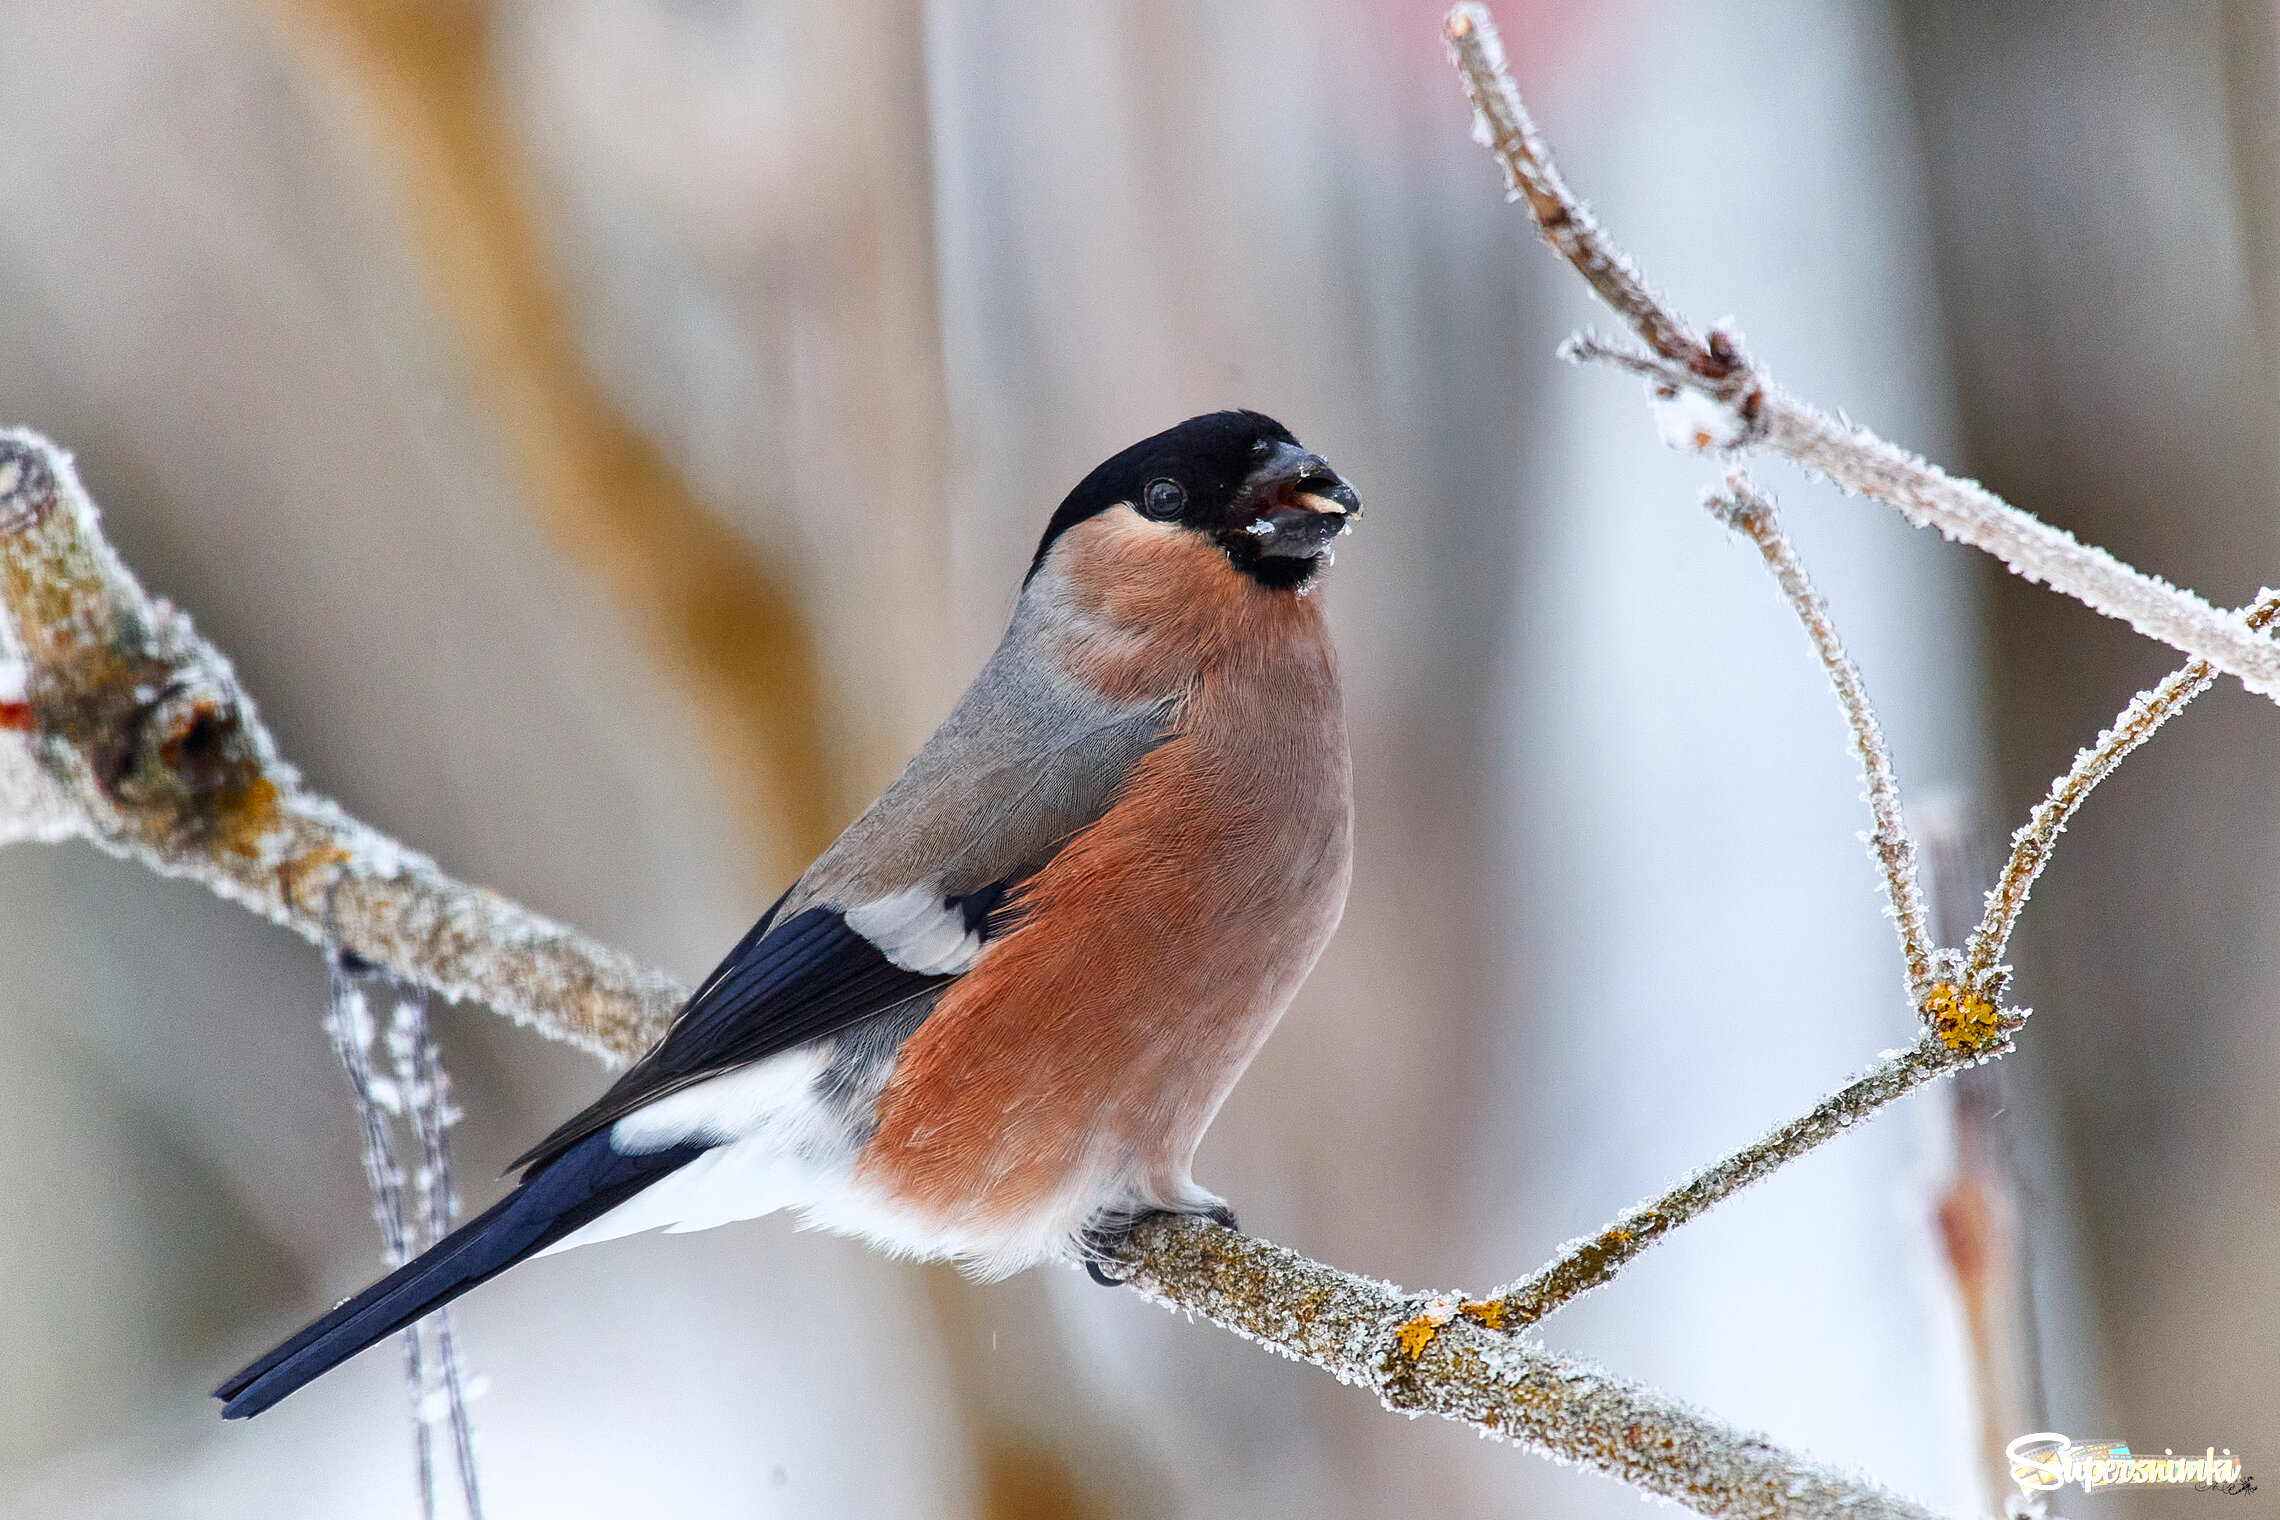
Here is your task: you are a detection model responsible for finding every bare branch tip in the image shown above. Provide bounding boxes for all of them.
[0,435,58,535]
[1702,473,1777,536]
[1448,0,2280,697]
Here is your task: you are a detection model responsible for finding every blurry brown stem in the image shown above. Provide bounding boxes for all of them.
[1919,811,2040,1518]
[1448,4,2280,701]
[247,9,1065,1510]
[0,430,1943,1518]
[1708,474,1935,998]
[255,0,838,878]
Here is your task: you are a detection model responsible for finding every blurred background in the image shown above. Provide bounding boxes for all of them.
[0,0,2272,1516]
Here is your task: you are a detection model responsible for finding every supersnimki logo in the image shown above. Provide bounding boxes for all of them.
[2008,1433,2253,1497]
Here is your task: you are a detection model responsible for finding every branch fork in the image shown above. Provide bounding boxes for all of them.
[1448,2,2280,703]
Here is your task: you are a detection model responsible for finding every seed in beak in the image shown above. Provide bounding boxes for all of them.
[1286,472,1364,519]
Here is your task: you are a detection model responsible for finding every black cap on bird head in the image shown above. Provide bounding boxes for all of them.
[1030,411,1364,591]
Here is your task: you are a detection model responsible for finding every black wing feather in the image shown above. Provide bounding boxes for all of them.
[217,1133,704,1419]
[508,898,988,1175]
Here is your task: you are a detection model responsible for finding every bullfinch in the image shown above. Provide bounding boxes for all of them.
[217,409,1362,1420]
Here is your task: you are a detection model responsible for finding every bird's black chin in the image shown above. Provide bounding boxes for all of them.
[1241,551,1324,591]
[1220,517,1343,588]
[1248,504,1348,560]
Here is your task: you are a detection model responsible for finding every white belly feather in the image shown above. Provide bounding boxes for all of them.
[532,1032,1115,1275]
[540,886,981,1261]
[537,1047,848,1255]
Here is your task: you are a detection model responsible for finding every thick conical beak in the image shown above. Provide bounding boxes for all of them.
[1240,442,1363,560]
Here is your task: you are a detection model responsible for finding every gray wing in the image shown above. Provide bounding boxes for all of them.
[785,590,1180,920]
[509,585,1178,1173]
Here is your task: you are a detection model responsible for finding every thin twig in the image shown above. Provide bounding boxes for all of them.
[1461,561,2280,1347]
[1482,1033,1982,1329]
[1467,462,1993,1334]
[1963,588,2280,993]
[1761,401,2280,700]
[390,993,484,1520]
[1448,6,2280,701]
[1440,6,1739,398]
[0,427,1943,1520]
[1707,475,1935,998]
[1478,580,2280,1346]
[326,955,438,1520]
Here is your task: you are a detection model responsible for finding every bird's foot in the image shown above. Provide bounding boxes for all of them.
[1079,1202,1240,1287]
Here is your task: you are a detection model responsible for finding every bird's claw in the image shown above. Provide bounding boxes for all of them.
[1078,1202,1240,1286]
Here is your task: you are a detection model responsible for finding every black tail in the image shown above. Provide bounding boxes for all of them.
[215,1133,703,1419]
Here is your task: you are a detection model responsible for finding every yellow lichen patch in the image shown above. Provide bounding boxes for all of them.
[212,775,282,860]
[1458,1299,1506,1331]
[279,837,348,882]
[1923,981,2000,1052]
[1394,1314,1441,1360]
[272,835,350,913]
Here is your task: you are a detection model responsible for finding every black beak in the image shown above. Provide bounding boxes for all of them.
[1239,442,1363,561]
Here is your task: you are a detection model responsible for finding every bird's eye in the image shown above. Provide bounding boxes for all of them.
[1141,478,1186,519]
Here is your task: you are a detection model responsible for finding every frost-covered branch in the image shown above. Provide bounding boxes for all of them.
[1116,1216,1939,1520]
[0,427,1939,1519]
[0,430,682,1068]
[1466,474,2032,1334]
[1468,552,2272,1351]
[1962,588,2280,995]
[383,971,486,1519]
[324,956,443,1518]
[1482,1032,1984,1330]
[1446,4,2280,702]
[1707,474,1934,998]
[1439,6,1746,406]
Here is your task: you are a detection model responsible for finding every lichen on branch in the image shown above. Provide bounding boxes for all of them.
[1114,1216,1942,1520]
[0,429,683,1066]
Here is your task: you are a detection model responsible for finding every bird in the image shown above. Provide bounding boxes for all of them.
[215,409,1362,1421]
